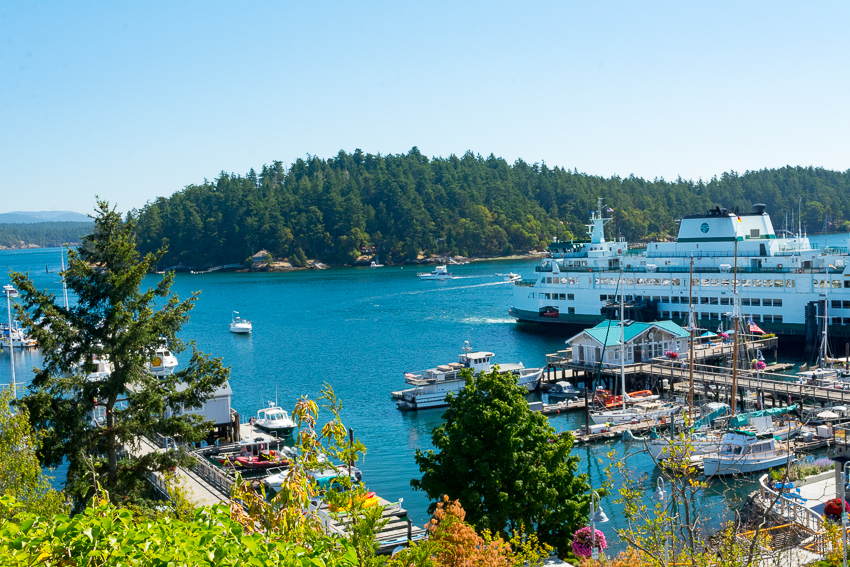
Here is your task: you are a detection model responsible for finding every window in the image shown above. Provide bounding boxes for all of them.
[568,307,575,314]
[662,311,670,318]
[721,297,730,305]
[672,279,681,286]
[701,312,709,320]
[721,279,730,287]
[601,278,608,285]
[710,279,720,286]
[763,279,773,287]
[709,297,718,305]
[654,279,662,286]
[762,315,772,323]
[753,279,762,287]
[751,314,760,322]
[701,297,709,304]
[750,229,760,238]
[834,317,843,325]
[751,299,760,307]
[774,299,782,307]
[568,294,574,301]
[741,298,750,306]
[742,279,752,287]
[786,280,795,288]
[546,277,552,284]
[834,280,842,289]
[844,300,850,309]
[662,296,670,303]
[775,315,783,323]
[672,311,680,318]
[671,296,679,304]
[710,312,719,320]
[652,296,661,302]
[763,299,772,307]
[560,277,568,284]
[600,295,607,301]
[774,279,784,288]
[701,279,710,286]
[626,278,634,285]
[663,279,671,286]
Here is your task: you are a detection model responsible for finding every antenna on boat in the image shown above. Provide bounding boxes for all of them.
[463,340,471,354]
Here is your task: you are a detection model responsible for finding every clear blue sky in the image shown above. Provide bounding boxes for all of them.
[3,1,848,214]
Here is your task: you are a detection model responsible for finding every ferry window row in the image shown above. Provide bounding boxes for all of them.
[816,279,848,289]
[587,277,801,289]
[664,311,783,324]
[536,293,575,301]
[832,301,850,309]
[833,317,850,325]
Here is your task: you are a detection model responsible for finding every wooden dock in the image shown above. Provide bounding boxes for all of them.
[316,498,427,554]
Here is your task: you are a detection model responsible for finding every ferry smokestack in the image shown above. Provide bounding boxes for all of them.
[752,203,767,215]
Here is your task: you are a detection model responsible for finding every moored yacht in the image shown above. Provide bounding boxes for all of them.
[590,401,680,425]
[148,341,178,376]
[702,431,793,476]
[1,324,37,348]
[230,311,252,334]
[546,381,581,401]
[394,342,543,411]
[417,265,451,280]
[253,403,297,436]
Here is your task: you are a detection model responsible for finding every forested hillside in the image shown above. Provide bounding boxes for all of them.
[131,148,850,268]
[0,222,92,249]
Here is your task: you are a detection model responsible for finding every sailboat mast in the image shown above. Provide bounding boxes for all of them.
[822,265,829,366]
[60,250,69,310]
[688,256,695,416]
[620,268,625,411]
[731,236,740,418]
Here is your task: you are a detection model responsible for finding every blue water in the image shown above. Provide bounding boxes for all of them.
[0,247,796,549]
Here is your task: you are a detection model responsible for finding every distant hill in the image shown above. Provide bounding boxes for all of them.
[0,222,93,249]
[0,211,90,224]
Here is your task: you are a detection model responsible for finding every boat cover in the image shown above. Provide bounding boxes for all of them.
[690,403,730,431]
[728,404,799,428]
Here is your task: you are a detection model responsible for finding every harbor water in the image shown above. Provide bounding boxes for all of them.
[0,247,821,550]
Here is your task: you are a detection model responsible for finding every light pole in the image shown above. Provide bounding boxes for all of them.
[590,491,609,562]
[4,285,18,399]
[653,478,669,567]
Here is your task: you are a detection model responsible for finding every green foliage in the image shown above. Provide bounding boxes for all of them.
[11,200,230,507]
[130,150,850,268]
[0,494,357,566]
[412,367,591,554]
[0,221,92,248]
[0,389,66,521]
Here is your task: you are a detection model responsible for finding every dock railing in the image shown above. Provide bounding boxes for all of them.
[189,451,235,498]
[758,474,823,533]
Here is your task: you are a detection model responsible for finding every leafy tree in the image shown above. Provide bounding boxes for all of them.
[412,368,591,553]
[12,200,230,506]
[0,389,66,521]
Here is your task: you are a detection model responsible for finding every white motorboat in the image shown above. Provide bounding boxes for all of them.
[395,342,543,411]
[546,381,581,401]
[370,261,384,268]
[417,265,451,280]
[230,311,252,334]
[148,341,178,376]
[591,401,680,425]
[264,463,362,495]
[1,324,37,348]
[702,431,793,476]
[496,272,521,282]
[253,403,296,436]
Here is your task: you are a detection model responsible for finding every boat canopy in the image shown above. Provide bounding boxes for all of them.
[690,403,730,431]
[728,404,798,428]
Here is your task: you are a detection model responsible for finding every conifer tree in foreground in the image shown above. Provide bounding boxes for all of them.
[12,200,230,506]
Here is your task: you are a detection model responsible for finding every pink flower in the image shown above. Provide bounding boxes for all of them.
[572,526,607,558]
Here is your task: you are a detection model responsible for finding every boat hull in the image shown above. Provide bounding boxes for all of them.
[703,453,792,476]
[397,368,543,411]
[254,422,295,436]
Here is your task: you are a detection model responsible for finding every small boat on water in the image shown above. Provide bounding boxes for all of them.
[546,381,581,401]
[702,431,793,476]
[496,272,521,282]
[395,342,543,411]
[253,403,296,436]
[1,324,37,348]
[264,464,363,494]
[215,437,296,470]
[417,265,451,280]
[230,311,252,334]
[599,389,658,409]
[370,261,384,268]
[148,341,178,376]
[591,401,680,425]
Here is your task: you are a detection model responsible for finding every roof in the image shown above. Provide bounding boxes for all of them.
[465,351,494,358]
[567,320,689,348]
[252,249,268,259]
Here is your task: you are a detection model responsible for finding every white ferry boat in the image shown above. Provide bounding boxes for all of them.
[509,200,850,341]
[394,342,543,411]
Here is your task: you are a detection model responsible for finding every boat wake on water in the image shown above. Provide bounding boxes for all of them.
[461,316,517,324]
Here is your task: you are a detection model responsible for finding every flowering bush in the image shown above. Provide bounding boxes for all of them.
[572,525,607,558]
[751,359,766,371]
[664,351,678,360]
[824,497,849,521]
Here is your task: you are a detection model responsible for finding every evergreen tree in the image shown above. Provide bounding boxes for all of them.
[412,367,591,554]
[12,200,230,506]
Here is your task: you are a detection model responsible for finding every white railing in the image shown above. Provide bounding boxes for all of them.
[758,474,823,533]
